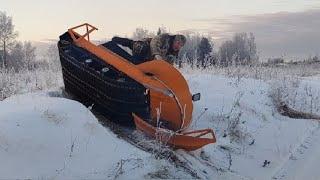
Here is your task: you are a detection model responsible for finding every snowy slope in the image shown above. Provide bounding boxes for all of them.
[0,94,192,179]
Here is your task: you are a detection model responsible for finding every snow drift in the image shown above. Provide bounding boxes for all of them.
[0,94,191,179]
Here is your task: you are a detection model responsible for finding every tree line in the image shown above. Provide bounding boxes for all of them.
[0,11,38,71]
[0,11,259,72]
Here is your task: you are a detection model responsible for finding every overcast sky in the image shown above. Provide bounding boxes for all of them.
[1,0,320,59]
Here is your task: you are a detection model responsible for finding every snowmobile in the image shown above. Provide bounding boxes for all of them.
[58,23,216,151]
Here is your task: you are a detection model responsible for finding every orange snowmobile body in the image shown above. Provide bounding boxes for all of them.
[67,23,216,151]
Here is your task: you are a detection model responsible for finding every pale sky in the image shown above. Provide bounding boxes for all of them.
[1,0,320,58]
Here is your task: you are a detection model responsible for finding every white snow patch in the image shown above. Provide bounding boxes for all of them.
[0,94,191,179]
[185,73,320,179]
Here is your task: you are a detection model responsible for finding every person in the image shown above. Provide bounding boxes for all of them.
[107,33,186,65]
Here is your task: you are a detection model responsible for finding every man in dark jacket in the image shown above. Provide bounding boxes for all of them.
[109,33,186,64]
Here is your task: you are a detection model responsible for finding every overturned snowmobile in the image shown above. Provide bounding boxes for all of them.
[58,23,216,151]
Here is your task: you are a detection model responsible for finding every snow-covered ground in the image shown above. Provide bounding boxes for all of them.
[185,73,320,179]
[0,94,193,179]
[1,70,320,179]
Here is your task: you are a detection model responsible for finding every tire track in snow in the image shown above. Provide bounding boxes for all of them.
[272,124,320,180]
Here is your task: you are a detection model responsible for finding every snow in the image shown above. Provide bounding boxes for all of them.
[0,94,192,179]
[1,71,320,179]
[274,126,320,180]
[185,73,320,179]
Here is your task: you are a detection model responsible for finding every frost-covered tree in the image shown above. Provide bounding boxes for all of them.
[178,33,202,67]
[8,41,36,71]
[178,33,215,68]
[9,42,24,70]
[23,41,36,70]
[131,28,154,40]
[218,32,258,66]
[157,26,168,35]
[45,44,61,71]
[0,11,18,68]
[218,40,233,66]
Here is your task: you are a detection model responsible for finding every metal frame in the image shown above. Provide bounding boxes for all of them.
[68,23,98,43]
